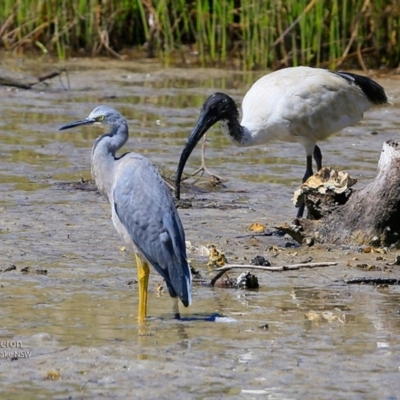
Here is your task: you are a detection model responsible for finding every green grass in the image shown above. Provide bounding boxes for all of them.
[0,0,398,69]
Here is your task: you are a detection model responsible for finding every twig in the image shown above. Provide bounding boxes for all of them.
[33,69,69,89]
[356,42,368,73]
[345,277,400,285]
[95,28,123,59]
[37,70,63,82]
[214,262,337,272]
[210,262,337,287]
[318,47,375,69]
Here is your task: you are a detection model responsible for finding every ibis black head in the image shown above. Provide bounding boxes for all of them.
[175,93,238,199]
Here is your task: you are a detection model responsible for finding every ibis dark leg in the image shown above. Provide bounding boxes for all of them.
[313,145,322,171]
[296,155,314,218]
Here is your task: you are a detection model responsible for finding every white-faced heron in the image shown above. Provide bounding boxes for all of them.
[59,105,192,323]
[175,66,388,217]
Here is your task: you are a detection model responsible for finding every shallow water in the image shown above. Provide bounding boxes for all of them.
[0,58,400,399]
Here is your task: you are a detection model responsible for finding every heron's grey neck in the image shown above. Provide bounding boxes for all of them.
[91,122,128,201]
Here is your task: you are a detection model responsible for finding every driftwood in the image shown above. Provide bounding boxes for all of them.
[210,261,337,287]
[281,140,400,247]
[345,277,400,285]
[0,67,68,89]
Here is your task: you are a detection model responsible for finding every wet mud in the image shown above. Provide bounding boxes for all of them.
[0,57,399,399]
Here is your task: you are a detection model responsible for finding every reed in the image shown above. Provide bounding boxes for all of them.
[0,0,398,69]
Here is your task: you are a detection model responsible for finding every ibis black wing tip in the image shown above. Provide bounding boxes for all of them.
[335,71,388,105]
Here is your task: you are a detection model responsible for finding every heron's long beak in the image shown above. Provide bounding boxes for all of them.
[175,111,219,200]
[58,117,96,131]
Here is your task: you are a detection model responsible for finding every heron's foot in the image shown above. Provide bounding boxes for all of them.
[173,312,181,320]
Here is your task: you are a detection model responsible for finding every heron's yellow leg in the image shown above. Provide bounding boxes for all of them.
[135,254,150,324]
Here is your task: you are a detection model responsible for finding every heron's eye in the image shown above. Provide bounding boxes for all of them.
[97,115,105,122]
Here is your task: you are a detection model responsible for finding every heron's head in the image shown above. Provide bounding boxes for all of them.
[58,105,124,131]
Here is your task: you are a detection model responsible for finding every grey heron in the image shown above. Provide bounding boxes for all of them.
[175,66,388,217]
[59,105,192,323]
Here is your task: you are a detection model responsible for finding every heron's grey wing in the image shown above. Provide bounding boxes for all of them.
[113,154,191,306]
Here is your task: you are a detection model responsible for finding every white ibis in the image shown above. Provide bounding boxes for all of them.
[175,66,388,217]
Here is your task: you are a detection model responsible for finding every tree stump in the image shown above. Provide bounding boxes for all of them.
[280,140,400,247]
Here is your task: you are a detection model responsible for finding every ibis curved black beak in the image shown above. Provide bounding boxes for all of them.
[58,117,96,131]
[175,112,219,200]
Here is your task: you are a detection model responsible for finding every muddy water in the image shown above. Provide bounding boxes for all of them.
[0,58,400,399]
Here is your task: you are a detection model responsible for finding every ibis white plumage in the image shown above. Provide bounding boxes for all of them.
[175,66,388,217]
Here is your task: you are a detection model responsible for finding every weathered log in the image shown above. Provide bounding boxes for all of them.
[0,67,66,89]
[281,140,400,247]
[345,277,400,285]
[0,67,34,89]
[209,262,338,287]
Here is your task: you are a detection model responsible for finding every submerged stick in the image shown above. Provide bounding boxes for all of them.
[345,277,400,285]
[210,261,337,287]
[0,68,68,89]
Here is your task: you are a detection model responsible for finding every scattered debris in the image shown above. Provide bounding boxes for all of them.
[185,241,210,256]
[36,269,48,275]
[266,246,282,257]
[1,265,48,275]
[155,283,164,297]
[276,221,305,246]
[213,271,259,289]
[387,255,400,266]
[363,246,387,254]
[213,277,236,288]
[207,175,223,188]
[189,265,202,280]
[355,264,391,272]
[304,311,351,324]
[2,265,17,273]
[251,255,270,266]
[248,222,266,233]
[304,237,315,247]
[236,271,259,289]
[175,198,193,209]
[45,369,61,380]
[57,178,98,192]
[207,244,228,268]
